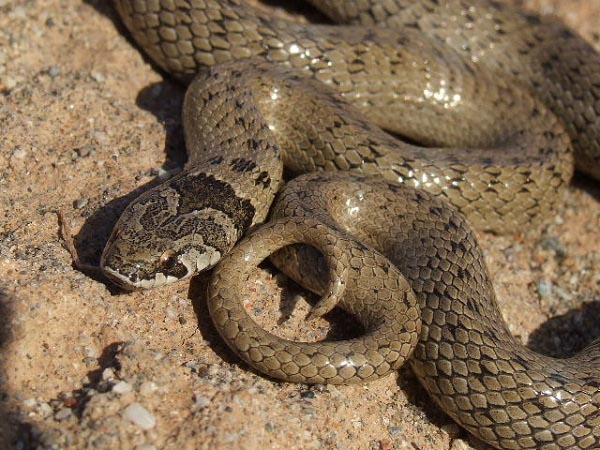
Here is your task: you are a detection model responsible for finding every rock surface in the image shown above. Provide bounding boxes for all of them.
[0,1,598,449]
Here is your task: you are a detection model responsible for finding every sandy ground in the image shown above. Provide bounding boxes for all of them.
[0,0,598,449]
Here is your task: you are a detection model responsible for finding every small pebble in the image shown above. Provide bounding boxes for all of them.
[140,381,158,396]
[1,76,17,90]
[77,144,94,158]
[387,426,403,437]
[90,71,105,83]
[206,364,220,377]
[136,445,156,450]
[73,198,88,209]
[540,236,566,258]
[224,432,243,444]
[48,66,60,77]
[536,278,553,298]
[23,398,37,408]
[123,403,156,430]
[112,381,133,394]
[183,361,199,372]
[327,385,342,399]
[102,368,115,381]
[82,357,96,367]
[62,396,77,408]
[38,402,53,417]
[92,130,109,144]
[12,148,27,159]
[302,407,316,416]
[194,394,210,409]
[55,408,72,421]
[300,390,315,399]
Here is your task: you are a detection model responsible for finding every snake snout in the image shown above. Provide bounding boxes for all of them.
[99,256,146,291]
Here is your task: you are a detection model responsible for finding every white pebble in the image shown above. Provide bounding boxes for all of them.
[536,278,552,298]
[23,398,37,408]
[194,394,211,409]
[92,130,109,144]
[55,408,72,421]
[12,148,26,159]
[112,381,133,394]
[90,71,105,82]
[123,403,156,430]
[140,381,158,396]
[2,76,17,90]
[38,402,53,418]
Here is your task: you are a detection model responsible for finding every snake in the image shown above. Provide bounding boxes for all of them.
[98,0,600,448]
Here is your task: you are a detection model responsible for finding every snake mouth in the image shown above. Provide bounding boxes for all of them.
[102,265,184,290]
[100,244,222,290]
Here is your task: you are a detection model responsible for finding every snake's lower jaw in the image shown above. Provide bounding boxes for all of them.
[102,265,181,291]
[101,245,223,290]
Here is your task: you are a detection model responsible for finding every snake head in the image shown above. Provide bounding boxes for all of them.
[100,173,250,290]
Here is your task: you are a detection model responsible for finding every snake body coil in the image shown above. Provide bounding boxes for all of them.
[101,1,600,448]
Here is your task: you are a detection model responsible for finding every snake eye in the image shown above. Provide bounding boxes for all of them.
[160,250,177,269]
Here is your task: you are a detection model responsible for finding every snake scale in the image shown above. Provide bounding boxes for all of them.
[99,0,600,448]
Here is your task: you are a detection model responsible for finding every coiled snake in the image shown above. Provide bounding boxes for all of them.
[101,1,600,448]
